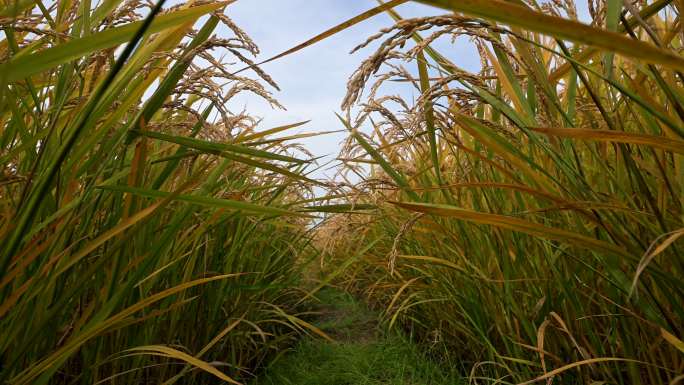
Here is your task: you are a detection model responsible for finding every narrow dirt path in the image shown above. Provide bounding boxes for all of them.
[252,287,459,385]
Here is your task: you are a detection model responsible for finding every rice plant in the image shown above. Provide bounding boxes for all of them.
[322,0,684,383]
[3,0,684,383]
[0,1,323,383]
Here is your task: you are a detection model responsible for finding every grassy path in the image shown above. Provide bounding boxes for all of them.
[253,288,460,385]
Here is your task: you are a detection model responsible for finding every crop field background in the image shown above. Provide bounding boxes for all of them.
[0,0,682,384]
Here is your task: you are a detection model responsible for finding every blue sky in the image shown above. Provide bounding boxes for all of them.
[224,1,481,179]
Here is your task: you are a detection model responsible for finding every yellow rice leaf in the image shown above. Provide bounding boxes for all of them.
[631,228,684,295]
[661,328,684,354]
[454,113,554,191]
[417,0,684,71]
[127,345,241,384]
[483,44,527,114]
[236,0,408,71]
[518,357,654,384]
[390,201,635,259]
[399,255,466,273]
[532,127,684,155]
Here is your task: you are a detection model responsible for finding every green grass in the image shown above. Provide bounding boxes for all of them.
[310,287,377,338]
[256,337,459,385]
[254,287,460,385]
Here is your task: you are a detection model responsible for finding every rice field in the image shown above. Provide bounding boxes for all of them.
[1,0,683,384]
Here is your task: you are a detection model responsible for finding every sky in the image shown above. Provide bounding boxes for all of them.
[223,1,481,180]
